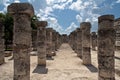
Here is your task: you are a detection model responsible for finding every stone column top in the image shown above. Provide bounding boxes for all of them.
[56,32,59,35]
[52,29,56,33]
[37,21,48,27]
[7,3,34,17]
[46,28,53,32]
[98,15,114,23]
[114,18,120,22]
[80,22,91,29]
[114,18,120,30]
[91,32,96,35]
[71,31,75,35]
[76,28,81,32]
[75,28,79,32]
[62,34,67,36]
[98,15,114,30]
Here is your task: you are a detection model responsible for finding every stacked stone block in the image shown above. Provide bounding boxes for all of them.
[8,3,34,80]
[98,15,115,80]
[80,22,91,65]
[91,32,97,51]
[37,21,47,66]
[0,18,5,65]
[76,28,82,58]
[46,28,53,58]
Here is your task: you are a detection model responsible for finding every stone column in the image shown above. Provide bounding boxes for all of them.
[62,34,68,43]
[8,3,34,80]
[71,32,75,50]
[69,32,73,48]
[80,22,91,65]
[52,30,56,56]
[37,21,47,66]
[0,18,5,65]
[32,29,37,51]
[56,32,59,50]
[98,15,115,80]
[46,28,53,58]
[91,32,97,51]
[72,31,76,51]
[76,28,82,58]
[114,18,120,50]
[74,30,77,53]
[55,32,57,51]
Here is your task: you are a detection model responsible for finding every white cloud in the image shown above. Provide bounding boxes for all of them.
[116,0,120,3]
[34,0,111,33]
[53,4,65,10]
[76,14,82,23]
[46,0,72,10]
[2,0,10,12]
[65,22,78,34]
[85,18,91,22]
[14,0,20,3]
[69,0,83,11]
[69,0,113,32]
[37,15,64,34]
[47,17,64,34]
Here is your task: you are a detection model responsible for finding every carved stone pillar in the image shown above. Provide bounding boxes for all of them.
[80,22,91,65]
[37,21,47,66]
[0,18,5,65]
[8,3,34,80]
[98,15,115,80]
[91,32,97,51]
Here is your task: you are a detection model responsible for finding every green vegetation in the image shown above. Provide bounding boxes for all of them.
[0,12,39,50]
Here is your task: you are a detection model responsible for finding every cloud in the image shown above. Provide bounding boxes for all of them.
[47,17,64,34]
[69,0,83,11]
[2,0,11,12]
[69,0,115,32]
[76,14,82,23]
[46,0,72,10]
[116,0,120,3]
[14,0,20,3]
[29,0,47,10]
[65,22,78,34]
[38,15,64,34]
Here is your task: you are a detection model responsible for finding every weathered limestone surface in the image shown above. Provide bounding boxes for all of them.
[91,32,97,51]
[69,32,73,49]
[76,28,82,58]
[0,18,5,65]
[52,30,56,56]
[98,15,115,80]
[55,32,57,51]
[114,18,120,50]
[46,28,53,57]
[55,32,59,51]
[74,30,78,53]
[62,34,68,43]
[8,3,34,80]
[37,21,47,66]
[32,30,37,51]
[72,31,76,51]
[80,22,91,65]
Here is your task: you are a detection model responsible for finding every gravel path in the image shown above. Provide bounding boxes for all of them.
[0,43,120,80]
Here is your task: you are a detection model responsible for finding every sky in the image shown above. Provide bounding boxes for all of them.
[0,0,120,35]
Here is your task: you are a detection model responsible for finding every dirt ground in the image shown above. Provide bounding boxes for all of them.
[0,43,120,80]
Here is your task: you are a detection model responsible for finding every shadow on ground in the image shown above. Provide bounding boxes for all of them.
[85,64,98,73]
[115,69,120,76]
[33,65,48,74]
[46,56,54,60]
[115,56,120,60]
